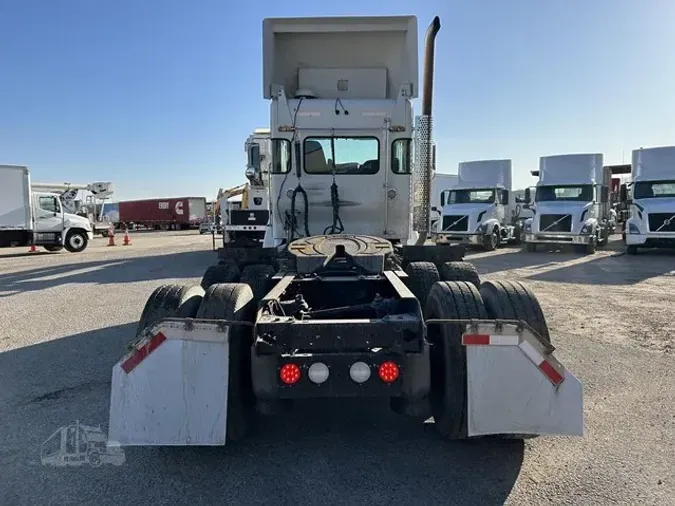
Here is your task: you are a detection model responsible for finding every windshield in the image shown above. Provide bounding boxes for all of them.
[304,137,380,175]
[633,180,675,199]
[535,185,593,202]
[444,188,495,204]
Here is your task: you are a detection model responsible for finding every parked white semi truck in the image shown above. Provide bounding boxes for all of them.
[435,159,524,250]
[108,15,583,448]
[523,153,612,254]
[0,165,94,252]
[623,146,675,254]
[430,172,458,233]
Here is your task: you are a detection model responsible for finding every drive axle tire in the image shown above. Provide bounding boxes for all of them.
[200,261,240,290]
[404,261,440,307]
[479,279,550,344]
[239,264,276,305]
[196,283,256,443]
[525,243,536,253]
[424,281,488,440]
[136,284,205,337]
[439,261,481,289]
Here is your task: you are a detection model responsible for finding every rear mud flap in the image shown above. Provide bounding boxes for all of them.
[463,323,584,437]
[108,319,230,446]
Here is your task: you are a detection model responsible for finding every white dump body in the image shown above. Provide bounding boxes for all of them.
[538,154,604,186]
[632,146,675,181]
[0,165,32,230]
[457,159,512,190]
[263,16,419,99]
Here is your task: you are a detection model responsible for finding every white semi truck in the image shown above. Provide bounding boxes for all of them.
[435,159,524,250]
[430,172,458,233]
[623,146,675,254]
[107,15,583,448]
[523,153,612,254]
[0,165,94,252]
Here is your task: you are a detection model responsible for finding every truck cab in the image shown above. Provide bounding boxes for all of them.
[523,153,611,254]
[263,16,419,246]
[32,191,93,252]
[436,159,523,250]
[624,146,675,254]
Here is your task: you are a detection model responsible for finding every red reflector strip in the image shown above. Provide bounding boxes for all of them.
[462,334,490,345]
[537,360,565,386]
[462,334,520,346]
[121,332,167,374]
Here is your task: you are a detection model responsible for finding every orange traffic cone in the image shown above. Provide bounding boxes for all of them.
[28,244,38,253]
[123,227,131,246]
[107,226,116,246]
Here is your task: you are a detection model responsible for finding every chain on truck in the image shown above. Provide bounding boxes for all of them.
[107,15,584,447]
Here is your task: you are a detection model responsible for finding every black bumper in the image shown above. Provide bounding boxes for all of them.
[251,346,430,401]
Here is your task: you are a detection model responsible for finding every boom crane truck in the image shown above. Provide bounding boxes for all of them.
[107,15,583,447]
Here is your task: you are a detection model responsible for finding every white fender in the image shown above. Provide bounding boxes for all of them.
[108,319,231,446]
[463,323,584,437]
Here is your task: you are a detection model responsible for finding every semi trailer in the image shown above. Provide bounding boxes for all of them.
[113,197,207,231]
[623,146,675,254]
[0,165,93,252]
[108,15,583,447]
[523,153,612,254]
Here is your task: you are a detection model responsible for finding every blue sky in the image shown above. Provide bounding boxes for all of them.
[1,1,673,201]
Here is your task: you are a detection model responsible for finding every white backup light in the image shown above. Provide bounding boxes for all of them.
[349,362,371,383]
[308,362,330,384]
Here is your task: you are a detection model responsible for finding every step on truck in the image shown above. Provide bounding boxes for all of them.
[623,146,675,254]
[523,153,612,254]
[0,165,94,252]
[435,159,526,250]
[108,15,583,447]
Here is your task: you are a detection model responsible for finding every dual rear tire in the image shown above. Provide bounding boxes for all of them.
[424,279,551,440]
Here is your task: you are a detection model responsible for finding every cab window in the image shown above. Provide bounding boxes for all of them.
[39,196,60,213]
[391,139,411,174]
[271,139,291,174]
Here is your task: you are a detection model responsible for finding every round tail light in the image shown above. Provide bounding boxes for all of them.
[279,363,301,384]
[378,361,399,383]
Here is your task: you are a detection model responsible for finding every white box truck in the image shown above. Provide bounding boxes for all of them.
[523,153,612,254]
[623,146,675,254]
[0,165,93,252]
[435,159,524,250]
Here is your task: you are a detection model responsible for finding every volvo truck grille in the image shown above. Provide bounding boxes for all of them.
[648,213,675,232]
[539,214,572,233]
[442,215,469,232]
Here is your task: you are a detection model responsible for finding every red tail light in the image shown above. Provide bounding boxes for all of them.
[280,363,301,385]
[378,361,399,383]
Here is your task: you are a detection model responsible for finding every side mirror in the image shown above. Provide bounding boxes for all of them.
[620,184,627,202]
[525,188,531,202]
[431,206,438,212]
[440,193,445,207]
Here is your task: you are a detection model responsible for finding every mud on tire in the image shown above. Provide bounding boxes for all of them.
[196,283,256,442]
[137,284,205,337]
[438,261,481,289]
[424,281,488,440]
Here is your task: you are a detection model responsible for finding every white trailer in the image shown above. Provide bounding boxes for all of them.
[435,159,524,250]
[108,15,583,449]
[623,146,675,254]
[0,165,94,252]
[430,173,458,233]
[523,153,612,254]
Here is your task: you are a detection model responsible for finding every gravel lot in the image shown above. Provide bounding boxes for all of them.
[0,232,673,505]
